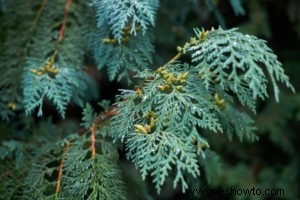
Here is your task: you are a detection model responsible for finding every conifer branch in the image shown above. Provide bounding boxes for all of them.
[89,106,118,158]
[55,141,70,196]
[158,30,206,70]
[90,106,119,131]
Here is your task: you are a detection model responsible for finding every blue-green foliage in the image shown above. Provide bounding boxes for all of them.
[185,27,295,111]
[81,103,97,129]
[23,143,62,200]
[0,0,94,119]
[21,1,93,118]
[63,135,126,200]
[92,0,159,41]
[0,119,59,200]
[217,106,257,141]
[20,132,125,200]
[23,58,86,118]
[90,26,154,82]
[111,28,293,193]
[0,112,125,199]
[112,62,258,192]
[90,0,158,82]
[0,140,29,169]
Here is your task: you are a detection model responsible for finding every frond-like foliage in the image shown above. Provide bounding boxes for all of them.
[0,112,125,200]
[89,0,157,82]
[91,0,159,41]
[21,1,93,118]
[90,26,154,82]
[112,62,258,192]
[111,27,294,193]
[81,103,97,129]
[23,57,86,118]
[22,132,125,200]
[184,27,294,111]
[217,106,257,141]
[63,135,126,200]
[23,143,63,200]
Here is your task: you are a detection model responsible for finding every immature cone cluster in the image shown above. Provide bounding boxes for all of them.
[102,25,141,44]
[157,67,189,92]
[179,29,209,53]
[192,137,208,150]
[7,102,16,110]
[134,111,156,134]
[214,93,226,110]
[30,57,59,76]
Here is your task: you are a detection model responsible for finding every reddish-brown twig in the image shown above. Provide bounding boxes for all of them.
[55,142,70,195]
[89,105,119,159]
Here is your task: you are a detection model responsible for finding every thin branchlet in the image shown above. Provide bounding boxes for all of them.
[55,141,70,197]
[57,0,72,43]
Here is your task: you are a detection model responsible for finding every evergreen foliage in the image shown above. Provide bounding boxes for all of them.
[0,0,40,120]
[111,26,293,192]
[22,0,91,118]
[90,27,154,82]
[0,0,299,199]
[185,27,295,110]
[92,0,158,40]
[90,0,158,82]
